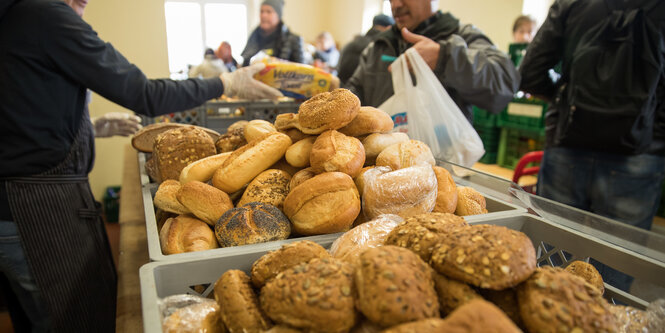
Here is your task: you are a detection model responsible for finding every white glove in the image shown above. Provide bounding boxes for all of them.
[220,63,284,100]
[92,112,143,138]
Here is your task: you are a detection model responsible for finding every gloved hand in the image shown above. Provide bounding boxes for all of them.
[220,62,284,100]
[92,112,143,138]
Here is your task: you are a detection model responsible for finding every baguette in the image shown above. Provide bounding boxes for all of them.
[179,152,232,184]
[132,123,221,152]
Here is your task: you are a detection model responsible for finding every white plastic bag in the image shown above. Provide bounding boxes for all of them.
[379,48,485,167]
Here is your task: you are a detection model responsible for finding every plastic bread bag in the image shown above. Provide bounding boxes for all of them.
[159,294,224,333]
[329,214,404,264]
[647,298,665,332]
[251,55,340,99]
[361,164,437,220]
[610,304,650,333]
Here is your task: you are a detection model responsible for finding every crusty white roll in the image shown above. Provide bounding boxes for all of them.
[338,106,394,137]
[279,128,308,143]
[227,120,248,133]
[376,139,435,170]
[274,113,299,131]
[179,152,231,184]
[176,181,234,226]
[154,180,190,215]
[432,166,458,214]
[362,132,409,166]
[244,119,277,142]
[362,164,437,219]
[237,169,292,210]
[309,130,365,178]
[283,172,361,235]
[212,132,292,193]
[284,136,316,168]
[288,167,316,192]
[455,186,488,216]
[159,215,218,255]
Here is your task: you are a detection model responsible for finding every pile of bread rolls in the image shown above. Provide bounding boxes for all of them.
[133,89,491,255]
[162,212,650,332]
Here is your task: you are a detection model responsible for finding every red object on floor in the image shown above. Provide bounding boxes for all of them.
[512,151,544,194]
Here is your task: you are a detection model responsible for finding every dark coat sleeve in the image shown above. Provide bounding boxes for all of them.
[42,2,223,117]
[435,24,520,113]
[288,34,305,64]
[343,42,371,103]
[337,37,365,84]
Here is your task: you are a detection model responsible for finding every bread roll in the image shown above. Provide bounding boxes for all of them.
[154,180,190,215]
[179,152,231,184]
[212,132,292,193]
[162,299,224,333]
[565,261,604,294]
[454,186,488,216]
[145,156,160,183]
[309,130,365,177]
[250,240,330,288]
[279,128,308,143]
[362,165,437,219]
[329,214,403,264]
[433,273,483,316]
[284,136,316,168]
[244,119,277,142]
[214,270,272,332]
[362,132,409,166]
[274,113,299,131]
[440,300,521,333]
[153,126,217,181]
[287,167,316,192]
[132,123,220,153]
[295,88,361,134]
[214,202,291,247]
[227,120,248,133]
[176,181,234,226]
[269,158,301,176]
[159,215,218,255]
[283,172,360,235]
[375,140,435,170]
[338,106,394,137]
[237,169,291,210]
[353,166,374,197]
[215,128,247,153]
[432,166,458,214]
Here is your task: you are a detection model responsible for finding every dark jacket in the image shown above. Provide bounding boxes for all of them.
[0,0,224,177]
[337,27,383,84]
[241,23,305,66]
[344,11,520,120]
[519,0,665,153]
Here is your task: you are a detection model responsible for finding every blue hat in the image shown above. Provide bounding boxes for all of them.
[373,14,394,27]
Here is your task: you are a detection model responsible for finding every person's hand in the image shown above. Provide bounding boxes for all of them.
[92,112,142,138]
[397,27,441,71]
[220,63,283,101]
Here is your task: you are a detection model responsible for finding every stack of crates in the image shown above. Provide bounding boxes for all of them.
[472,107,501,164]
[496,98,548,169]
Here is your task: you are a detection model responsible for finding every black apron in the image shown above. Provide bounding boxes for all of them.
[3,110,117,332]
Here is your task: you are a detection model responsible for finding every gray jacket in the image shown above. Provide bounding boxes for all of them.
[345,11,519,120]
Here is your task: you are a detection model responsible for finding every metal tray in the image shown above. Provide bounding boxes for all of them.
[140,213,664,332]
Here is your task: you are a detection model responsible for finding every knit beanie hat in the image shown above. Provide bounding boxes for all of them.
[262,0,284,19]
[373,14,395,27]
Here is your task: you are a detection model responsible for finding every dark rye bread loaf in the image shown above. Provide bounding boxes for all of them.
[152,126,217,181]
[214,202,291,247]
[132,122,220,153]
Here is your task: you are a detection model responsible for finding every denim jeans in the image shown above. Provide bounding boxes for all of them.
[537,147,665,291]
[0,220,51,332]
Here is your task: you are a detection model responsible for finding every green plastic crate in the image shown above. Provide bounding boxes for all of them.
[474,124,501,153]
[472,106,498,127]
[103,186,121,223]
[497,128,545,170]
[478,152,498,164]
[497,98,548,132]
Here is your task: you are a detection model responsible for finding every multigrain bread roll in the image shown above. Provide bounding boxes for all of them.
[179,152,232,184]
[287,167,316,192]
[153,126,217,181]
[215,128,247,153]
[362,132,409,166]
[213,270,272,332]
[161,299,225,333]
[310,130,365,177]
[237,169,291,210]
[432,166,458,214]
[283,172,360,235]
[250,240,331,288]
[565,260,604,294]
[212,132,292,193]
[430,224,536,290]
[455,186,488,216]
[361,165,437,219]
[145,156,160,182]
[329,214,403,264]
[375,139,435,170]
[154,180,190,215]
[284,137,316,168]
[609,305,649,333]
[355,246,439,327]
[479,288,523,329]
[295,88,361,134]
[132,122,220,153]
[214,202,291,247]
[338,106,393,137]
[244,119,277,142]
[176,181,234,226]
[159,215,218,255]
[517,267,615,333]
[260,258,357,332]
[433,272,483,316]
[381,318,448,333]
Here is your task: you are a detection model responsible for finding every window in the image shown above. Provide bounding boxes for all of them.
[164,0,248,79]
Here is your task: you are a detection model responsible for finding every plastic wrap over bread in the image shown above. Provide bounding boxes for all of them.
[159,294,224,333]
[329,214,404,264]
[361,164,437,220]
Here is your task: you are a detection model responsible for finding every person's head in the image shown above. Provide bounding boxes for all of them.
[260,0,283,34]
[372,14,394,32]
[512,15,537,43]
[216,41,233,62]
[316,32,335,51]
[63,0,88,17]
[390,0,434,31]
[204,48,215,58]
